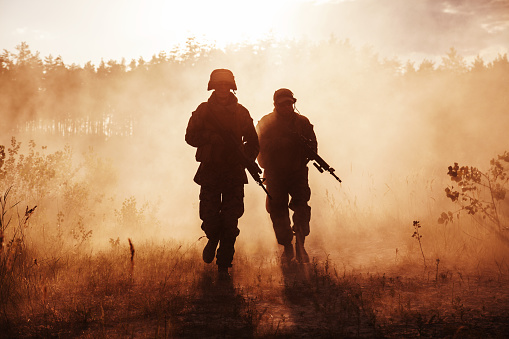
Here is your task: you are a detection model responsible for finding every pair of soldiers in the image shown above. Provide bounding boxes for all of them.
[185,69,317,279]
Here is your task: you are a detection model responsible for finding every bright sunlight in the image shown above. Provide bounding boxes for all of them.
[130,0,295,47]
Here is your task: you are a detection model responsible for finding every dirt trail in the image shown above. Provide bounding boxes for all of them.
[171,257,509,338]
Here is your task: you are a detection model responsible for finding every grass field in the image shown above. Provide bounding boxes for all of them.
[1,231,508,338]
[1,141,508,338]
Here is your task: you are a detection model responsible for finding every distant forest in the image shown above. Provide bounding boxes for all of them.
[1,39,508,132]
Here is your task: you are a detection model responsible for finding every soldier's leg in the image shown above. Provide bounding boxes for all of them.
[266,177,294,261]
[289,198,311,237]
[199,185,222,264]
[215,185,244,272]
[266,180,293,245]
[289,169,311,263]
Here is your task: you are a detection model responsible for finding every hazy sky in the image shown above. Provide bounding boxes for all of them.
[1,0,508,66]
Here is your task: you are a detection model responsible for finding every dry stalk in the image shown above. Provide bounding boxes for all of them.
[128,238,135,277]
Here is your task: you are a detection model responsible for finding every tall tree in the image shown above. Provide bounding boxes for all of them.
[440,47,467,73]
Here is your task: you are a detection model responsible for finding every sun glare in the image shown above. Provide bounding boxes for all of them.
[132,0,293,49]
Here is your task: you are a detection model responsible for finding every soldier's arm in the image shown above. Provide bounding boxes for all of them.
[255,120,266,168]
[185,104,212,147]
[298,116,317,153]
[242,113,260,161]
[307,124,318,153]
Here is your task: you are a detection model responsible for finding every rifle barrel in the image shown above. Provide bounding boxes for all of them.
[294,128,342,183]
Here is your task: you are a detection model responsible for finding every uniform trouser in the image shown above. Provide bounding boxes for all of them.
[199,184,244,268]
[265,167,311,246]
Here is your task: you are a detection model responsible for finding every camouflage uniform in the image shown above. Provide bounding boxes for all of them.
[256,89,317,261]
[186,89,259,269]
[256,89,317,262]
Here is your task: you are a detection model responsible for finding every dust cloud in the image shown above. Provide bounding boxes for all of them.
[0,38,508,273]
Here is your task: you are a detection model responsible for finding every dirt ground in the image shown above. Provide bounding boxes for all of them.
[169,264,509,338]
[72,261,509,338]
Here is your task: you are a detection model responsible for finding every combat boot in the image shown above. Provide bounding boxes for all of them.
[218,265,231,281]
[295,234,309,263]
[202,238,219,264]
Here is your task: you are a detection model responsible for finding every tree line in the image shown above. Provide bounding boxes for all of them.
[1,39,508,132]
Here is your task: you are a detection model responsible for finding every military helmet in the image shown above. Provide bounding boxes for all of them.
[207,69,237,91]
[273,88,296,104]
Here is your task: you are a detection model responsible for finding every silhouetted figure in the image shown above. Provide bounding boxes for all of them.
[186,69,259,280]
[256,89,317,264]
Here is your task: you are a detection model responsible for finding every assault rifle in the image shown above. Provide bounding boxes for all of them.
[207,111,272,199]
[292,130,342,183]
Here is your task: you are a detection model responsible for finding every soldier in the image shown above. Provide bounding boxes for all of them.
[185,69,259,279]
[256,88,317,263]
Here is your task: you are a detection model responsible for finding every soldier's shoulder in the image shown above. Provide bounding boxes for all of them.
[236,103,258,125]
[196,102,209,111]
[296,113,313,126]
[296,113,311,123]
[254,113,271,127]
[236,103,251,115]
[259,112,276,122]
[192,102,209,116]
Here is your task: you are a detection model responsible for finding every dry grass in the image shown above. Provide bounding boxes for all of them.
[1,143,508,337]
[1,232,508,338]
